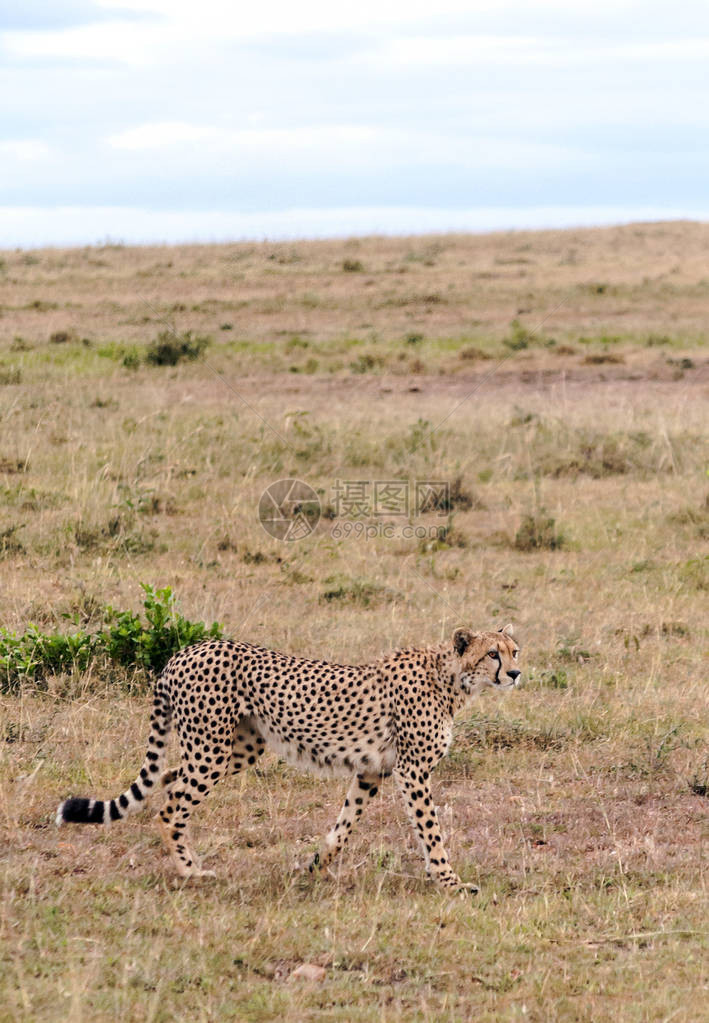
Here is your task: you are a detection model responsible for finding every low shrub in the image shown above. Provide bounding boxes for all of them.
[458,345,491,361]
[0,584,222,692]
[146,330,210,366]
[514,512,565,551]
[503,319,530,351]
[0,524,25,556]
[583,352,625,365]
[0,366,22,385]
[350,352,385,374]
[49,330,73,345]
[320,575,394,607]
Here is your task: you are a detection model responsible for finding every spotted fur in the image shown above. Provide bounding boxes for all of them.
[56,623,521,893]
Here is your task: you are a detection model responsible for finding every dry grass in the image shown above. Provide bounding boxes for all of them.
[0,222,708,1021]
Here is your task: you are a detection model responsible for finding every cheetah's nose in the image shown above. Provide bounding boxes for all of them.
[507,670,521,684]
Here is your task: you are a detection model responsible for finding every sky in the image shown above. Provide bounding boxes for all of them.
[1,0,709,247]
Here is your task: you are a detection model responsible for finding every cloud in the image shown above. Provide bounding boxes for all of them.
[107,121,218,149]
[12,0,707,65]
[107,119,574,161]
[0,139,52,160]
[84,0,516,38]
[359,32,709,70]
[0,1,152,31]
[1,0,709,245]
[4,18,171,65]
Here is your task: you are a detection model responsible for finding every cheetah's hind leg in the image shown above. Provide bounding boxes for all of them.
[229,717,267,776]
[156,766,217,879]
[153,766,181,830]
[156,719,265,879]
[159,767,179,803]
[309,773,381,875]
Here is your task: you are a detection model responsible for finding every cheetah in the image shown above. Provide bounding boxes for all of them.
[56,624,521,893]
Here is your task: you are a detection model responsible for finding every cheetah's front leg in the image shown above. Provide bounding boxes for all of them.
[309,773,381,874]
[394,767,477,895]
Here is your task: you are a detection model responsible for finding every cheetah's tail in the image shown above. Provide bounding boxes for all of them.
[55,678,172,827]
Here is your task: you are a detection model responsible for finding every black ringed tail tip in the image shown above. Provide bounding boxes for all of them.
[56,797,105,825]
[55,683,172,832]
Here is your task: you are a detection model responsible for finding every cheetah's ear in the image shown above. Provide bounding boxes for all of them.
[499,623,515,638]
[453,628,476,657]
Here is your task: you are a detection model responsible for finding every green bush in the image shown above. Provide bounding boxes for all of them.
[503,319,530,351]
[514,512,565,551]
[145,330,210,366]
[320,575,393,607]
[678,555,708,591]
[537,668,569,689]
[0,524,25,556]
[0,584,222,692]
[101,584,222,672]
[349,352,383,374]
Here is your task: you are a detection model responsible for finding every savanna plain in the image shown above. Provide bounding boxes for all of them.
[0,222,708,1022]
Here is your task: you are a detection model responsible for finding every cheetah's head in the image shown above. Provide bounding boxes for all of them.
[452,623,521,695]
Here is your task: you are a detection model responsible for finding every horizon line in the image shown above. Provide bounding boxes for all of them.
[1,204,708,251]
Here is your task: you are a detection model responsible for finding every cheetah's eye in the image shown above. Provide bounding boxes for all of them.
[487,650,499,659]
[512,649,519,659]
